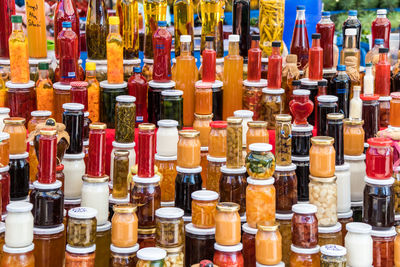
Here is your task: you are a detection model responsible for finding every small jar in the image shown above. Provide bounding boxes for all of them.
[366,137,393,179]
[344,154,366,202]
[9,152,30,200]
[95,221,111,267]
[291,125,313,156]
[0,165,10,214]
[195,81,213,115]
[193,113,213,147]
[81,176,110,225]
[111,203,138,248]
[275,114,292,166]
[274,164,297,213]
[310,136,335,177]
[345,222,373,267]
[99,81,128,128]
[156,120,179,157]
[110,141,136,184]
[6,81,36,123]
[261,88,284,129]
[64,198,81,216]
[155,154,177,204]
[131,175,161,229]
[276,213,293,266]
[226,116,243,168]
[137,123,156,178]
[292,156,310,201]
[136,247,166,266]
[0,132,9,167]
[5,202,34,248]
[62,153,85,199]
[316,95,338,136]
[53,82,71,123]
[318,223,343,247]
[142,58,154,81]
[361,94,380,142]
[338,210,353,244]
[211,80,223,121]
[30,180,64,227]
[112,150,130,199]
[177,130,201,168]
[185,223,215,266]
[291,204,318,248]
[109,194,130,220]
[33,224,65,267]
[379,96,391,128]
[215,202,241,246]
[62,103,84,154]
[343,118,364,156]
[309,176,338,226]
[245,143,275,179]
[320,245,347,267]
[371,227,396,267]
[0,108,10,131]
[290,245,320,267]
[242,223,257,267]
[213,243,244,267]
[115,95,136,143]
[3,117,26,154]
[363,177,395,229]
[65,244,96,266]
[174,166,202,216]
[155,207,184,248]
[67,207,97,247]
[242,79,268,120]
[206,156,225,193]
[161,90,183,129]
[208,121,227,158]
[0,243,35,267]
[335,163,351,213]
[191,190,218,229]
[219,166,247,216]
[246,121,268,152]
[110,243,139,266]
[255,222,282,265]
[234,110,253,148]
[27,110,51,132]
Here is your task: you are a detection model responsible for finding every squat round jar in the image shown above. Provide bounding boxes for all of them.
[191,190,218,229]
[0,243,35,267]
[5,202,34,248]
[33,224,66,267]
[274,163,297,213]
[185,223,215,266]
[213,242,244,267]
[255,222,282,265]
[67,207,97,247]
[289,245,320,267]
[65,244,96,266]
[155,207,184,248]
[245,143,275,179]
[371,227,396,267]
[3,117,27,154]
[318,222,343,247]
[345,222,373,267]
[136,247,166,266]
[81,176,110,225]
[291,204,318,248]
[320,244,347,267]
[215,202,241,246]
[111,204,138,248]
[246,121,269,152]
[110,243,139,267]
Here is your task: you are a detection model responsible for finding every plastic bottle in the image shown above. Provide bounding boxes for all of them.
[290,5,309,70]
[371,9,391,49]
[128,67,148,126]
[152,21,172,82]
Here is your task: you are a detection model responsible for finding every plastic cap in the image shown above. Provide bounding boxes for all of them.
[337,65,346,71]
[272,41,281,47]
[345,28,357,36]
[377,9,387,15]
[322,11,330,16]
[86,62,96,71]
[62,21,72,28]
[375,39,384,45]
[320,245,347,257]
[292,203,317,214]
[155,207,184,219]
[229,35,240,42]
[312,33,321,39]
[348,10,357,16]
[38,62,49,70]
[297,5,305,10]
[134,67,141,73]
[158,21,167,27]
[180,35,191,42]
[379,47,389,53]
[137,247,167,261]
[6,202,33,213]
[346,222,371,234]
[109,16,120,25]
[11,15,22,23]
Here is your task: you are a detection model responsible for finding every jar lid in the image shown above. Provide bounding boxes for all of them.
[68,207,97,219]
[258,222,279,231]
[100,81,128,89]
[63,152,86,160]
[34,224,64,235]
[344,154,365,161]
[0,165,9,173]
[367,137,392,147]
[256,262,284,267]
[143,58,154,64]
[249,143,272,152]
[317,95,338,103]
[6,201,33,213]
[178,129,200,138]
[161,89,183,96]
[292,203,317,214]
[109,194,130,204]
[133,175,161,184]
[210,121,227,128]
[335,163,350,171]
[214,243,243,252]
[247,177,274,185]
[323,67,336,74]
[309,175,336,183]
[194,81,213,89]
[391,92,400,99]
[185,223,215,235]
[364,176,394,185]
[290,244,320,254]
[227,116,242,125]
[191,190,219,201]
[346,222,372,234]
[0,132,10,141]
[216,202,240,212]
[318,222,342,233]
[0,107,10,114]
[113,203,137,213]
[123,58,141,64]
[275,114,292,122]
[247,121,267,128]
[360,94,379,101]
[320,245,347,257]
[84,111,90,118]
[243,79,268,87]
[343,118,364,125]
[155,207,184,218]
[261,57,268,63]
[29,57,52,65]
[88,123,107,131]
[262,88,285,94]
[64,198,81,205]
[379,96,392,101]
[148,80,176,88]
[116,95,136,103]
[157,119,178,127]
[207,155,226,163]
[53,82,72,90]
[311,136,334,145]
[83,140,89,146]
[62,103,84,111]
[4,117,25,125]
[216,57,224,63]
[220,166,246,174]
[66,244,96,254]
[351,201,363,207]
[338,210,353,219]
[275,164,296,172]
[371,227,396,237]
[97,221,111,232]
[155,154,177,161]
[242,223,258,235]
[211,80,223,88]
[3,244,34,254]
[9,152,29,160]
[293,89,310,96]
[137,247,167,261]
[291,156,310,162]
[300,78,321,86]
[183,215,192,222]
[33,180,62,190]
[233,110,254,118]
[276,213,293,220]
[176,166,202,174]
[327,113,344,120]
[161,201,175,207]
[200,146,208,152]
[195,114,214,121]
[82,175,109,183]
[138,228,156,234]
[0,58,9,64]
[6,80,35,88]
[110,243,139,254]
[31,110,51,117]
[112,141,135,149]
[292,125,313,132]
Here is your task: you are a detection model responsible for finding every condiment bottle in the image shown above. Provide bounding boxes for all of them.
[57,21,79,84]
[329,65,350,117]
[128,67,148,126]
[375,47,391,96]
[36,63,54,115]
[106,16,124,84]
[9,15,29,84]
[202,36,217,83]
[290,5,309,70]
[153,21,172,82]
[363,63,374,95]
[340,28,360,72]
[342,10,361,49]
[316,11,335,69]
[308,33,323,81]
[247,35,262,82]
[372,9,391,49]
[267,41,282,89]
[349,86,362,120]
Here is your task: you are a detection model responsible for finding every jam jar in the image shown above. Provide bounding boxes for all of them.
[37,128,58,184]
[5,202,34,248]
[33,224,66,267]
[242,223,257,267]
[242,79,268,121]
[260,88,284,129]
[156,120,179,157]
[215,202,241,246]
[275,114,292,166]
[30,180,64,227]
[219,166,247,216]
[245,143,275,179]
[191,190,218,229]
[276,213,293,266]
[95,221,111,267]
[0,165,10,214]
[138,228,156,249]
[274,164,297,213]
[246,121,269,152]
[193,114,213,147]
[136,247,166,266]
[309,136,335,178]
[174,166,202,216]
[155,154,177,204]
[291,125,313,156]
[9,152,29,200]
[155,207,184,248]
[208,121,227,158]
[185,223,215,266]
[206,156,225,193]
[292,156,310,201]
[318,223,343,247]
[289,245,320,267]
[65,244,96,266]
[255,222,282,265]
[67,207,97,247]
[316,95,338,136]
[62,103,84,154]
[0,133,9,167]
[371,227,396,267]
[110,243,139,267]
[111,204,138,248]
[81,176,110,225]
[177,130,201,168]
[345,222,373,267]
[3,117,26,154]
[226,116,243,168]
[343,118,364,156]
[6,81,36,123]
[291,204,318,248]
[99,81,128,128]
[0,243,35,267]
[361,94,379,142]
[363,177,395,229]
[320,245,347,267]
[213,243,244,267]
[289,89,314,126]
[366,137,393,180]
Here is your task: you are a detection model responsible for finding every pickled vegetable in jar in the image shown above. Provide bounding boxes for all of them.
[99,81,128,128]
[291,204,318,248]
[310,136,335,177]
[246,121,268,152]
[215,202,241,246]
[206,156,225,193]
[137,123,156,178]
[177,130,201,168]
[255,222,282,265]
[371,227,396,267]
[366,137,393,180]
[289,245,320,267]
[242,80,268,121]
[220,166,247,216]
[343,118,364,156]
[320,244,347,267]
[226,116,243,168]
[208,121,227,158]
[191,190,218,229]
[110,243,139,267]
[65,244,96,266]
[67,207,97,247]
[155,154,177,203]
[9,15,29,84]
[3,117,26,154]
[155,207,184,248]
[233,110,254,148]
[111,204,138,248]
[0,243,35,267]
[261,88,284,130]
[162,246,184,266]
[112,150,130,199]
[174,166,203,215]
[245,143,275,179]
[213,243,244,267]
[136,247,166,266]
[276,213,293,266]
[275,114,292,166]
[115,95,136,143]
[318,223,343,247]
[259,0,284,57]
[193,113,213,147]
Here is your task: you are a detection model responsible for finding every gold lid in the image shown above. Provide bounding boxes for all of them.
[82,175,109,183]
[247,121,267,128]
[179,130,200,138]
[89,122,107,130]
[138,123,156,131]
[257,222,279,231]
[40,128,57,136]
[4,117,25,125]
[309,175,337,183]
[216,202,240,212]
[343,118,364,126]
[311,136,334,145]
[327,113,344,120]
[275,114,292,122]
[114,150,130,156]
[194,113,214,120]
[138,228,156,234]
[113,203,137,213]
[227,116,243,125]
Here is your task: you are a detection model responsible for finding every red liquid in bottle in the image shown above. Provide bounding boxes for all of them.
[137,124,155,178]
[375,48,391,96]
[247,35,262,82]
[267,42,282,89]
[308,33,323,81]
[152,21,172,82]
[58,22,79,84]
[289,90,314,125]
[316,12,335,69]
[0,0,15,58]
[0,169,9,214]
[290,6,309,70]
[38,131,57,184]
[87,123,107,177]
[70,81,88,111]
[128,68,148,126]
[372,10,391,49]
[202,37,216,83]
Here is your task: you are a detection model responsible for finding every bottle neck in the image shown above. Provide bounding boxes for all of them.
[321,15,332,23]
[311,38,320,48]
[109,24,119,33]
[271,46,280,55]
[12,22,23,31]
[379,53,388,62]
[250,40,260,49]
[296,10,305,20]
[365,67,373,76]
[180,42,191,55]
[228,42,239,55]
[38,70,49,80]
[353,90,360,98]
[205,41,214,50]
[344,35,357,48]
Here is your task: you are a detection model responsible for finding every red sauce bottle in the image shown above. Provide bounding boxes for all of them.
[308,33,323,81]
[152,21,172,82]
[202,36,216,83]
[375,48,391,96]
[372,9,391,49]
[247,35,262,82]
[267,41,282,89]
[128,67,148,126]
[57,21,79,84]
[290,5,309,70]
[316,11,335,69]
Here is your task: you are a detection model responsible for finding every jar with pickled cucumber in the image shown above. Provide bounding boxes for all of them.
[245,143,275,179]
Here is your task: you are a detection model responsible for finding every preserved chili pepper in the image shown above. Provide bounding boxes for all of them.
[247,35,262,82]
[375,48,391,96]
[316,11,335,69]
[87,122,107,177]
[107,16,124,84]
[267,41,282,89]
[0,0,15,58]
[57,21,79,84]
[38,129,57,184]
[152,21,172,82]
[290,5,309,70]
[137,123,155,178]
[9,15,29,84]
[70,81,88,111]
[202,36,216,83]
[308,33,323,81]
[128,67,148,126]
[86,0,108,60]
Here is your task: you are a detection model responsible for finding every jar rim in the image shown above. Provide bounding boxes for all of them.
[206,155,226,163]
[40,128,57,136]
[155,207,184,218]
[157,119,178,127]
[97,221,111,232]
[99,80,128,89]
[148,80,175,88]
[112,94,136,103]
[191,190,219,201]
[292,203,317,214]
[262,88,284,94]
[137,247,167,261]
[242,223,258,234]
[3,244,34,254]
[82,175,109,183]
[327,113,344,120]
[89,122,107,130]
[138,123,156,131]
[4,117,25,125]
[109,194,130,204]
[6,80,35,88]
[53,82,71,90]
[338,210,353,219]
[257,222,279,231]
[346,222,371,234]
[194,113,213,119]
[176,166,202,174]
[68,207,97,219]
[360,94,379,101]
[33,180,62,190]
[138,228,156,234]
[243,79,268,87]
[364,176,394,185]
[292,125,313,132]
[249,143,272,152]
[214,242,243,252]
[275,114,292,122]
[247,121,267,128]
[317,95,338,103]
[290,244,320,254]
[110,243,139,254]
[64,198,81,205]
[344,154,365,161]
[300,78,320,86]
[220,165,246,174]
[62,103,84,111]
[292,89,310,96]
[161,89,183,96]
[178,129,200,138]
[112,141,135,149]
[233,110,254,118]
[311,136,334,145]
[34,224,65,235]
[318,222,342,233]
[367,137,392,147]
[227,116,242,124]
[113,203,137,213]
[275,163,296,172]
[378,96,391,101]
[343,118,364,125]
[9,152,29,160]
[7,201,33,213]
[185,223,215,235]
[70,81,88,88]
[320,245,347,257]
[216,202,240,212]
[63,153,85,160]
[309,175,337,183]
[31,110,52,117]
[335,163,350,171]
[133,175,160,184]
[66,244,96,254]
[275,213,293,220]
[155,154,177,161]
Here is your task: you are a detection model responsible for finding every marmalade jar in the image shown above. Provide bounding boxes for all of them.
[155,154,177,204]
[245,143,275,179]
[33,224,66,267]
[309,176,338,226]
[215,202,241,246]
[242,223,257,267]
[0,243,35,267]
[155,207,184,248]
[213,243,244,267]
[111,204,138,248]
[3,117,26,154]
[191,190,218,229]
[246,121,269,152]
[291,204,318,248]
[195,81,213,115]
[185,223,215,266]
[343,118,365,156]
[366,137,393,179]
[318,223,343,247]
[309,136,335,177]
[193,113,213,147]
[289,245,320,267]
[371,227,396,267]
[206,156,225,193]
[208,120,227,158]
[255,222,282,265]
[110,243,139,267]
[226,116,243,168]
[219,166,247,216]
[274,164,297,213]
[109,195,130,221]
[177,130,201,168]
[65,244,96,266]
[276,213,293,266]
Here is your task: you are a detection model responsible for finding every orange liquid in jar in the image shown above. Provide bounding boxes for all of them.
[343,120,364,156]
[215,203,241,246]
[208,122,227,158]
[195,88,212,114]
[255,225,282,265]
[177,131,201,168]
[309,137,335,178]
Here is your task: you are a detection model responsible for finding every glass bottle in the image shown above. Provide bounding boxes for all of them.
[259,0,284,57]
[364,63,374,95]
[128,67,148,126]
[267,41,282,89]
[361,95,379,142]
[329,65,350,117]
[117,0,140,59]
[63,103,84,154]
[375,47,391,96]
[200,0,223,58]
[87,122,107,177]
[9,15,29,84]
[366,39,384,65]
[35,62,54,115]
[86,0,108,60]
[223,35,243,120]
[0,0,15,58]
[232,0,250,58]
[152,21,172,82]
[342,10,361,50]
[173,0,194,57]
[57,21,79,84]
[289,90,314,126]
[85,62,100,122]
[143,0,167,58]
[372,9,391,49]
[308,33,323,81]
[340,28,360,72]
[349,85,362,120]
[247,35,262,82]
[290,5,309,70]
[316,11,335,69]
[25,0,46,58]
[107,16,124,84]
[202,36,216,83]
[137,123,156,178]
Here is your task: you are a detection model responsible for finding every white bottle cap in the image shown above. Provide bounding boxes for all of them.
[229,35,240,42]
[180,35,191,42]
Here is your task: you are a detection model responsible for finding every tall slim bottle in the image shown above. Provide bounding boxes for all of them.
[128,67,148,126]
[364,63,374,96]
[86,0,108,60]
[247,35,262,82]
[202,36,216,83]
[349,85,362,119]
[85,62,100,122]
[232,0,250,58]
[174,35,198,126]
[308,33,323,81]
[316,11,335,69]
[26,0,47,58]
[0,0,15,58]
[372,9,391,49]
[143,0,167,58]
[9,15,29,84]
[200,0,223,57]
[329,65,351,117]
[342,10,361,50]
[173,0,194,57]
[267,41,282,89]
[365,38,383,65]
[375,47,390,96]
[340,28,360,72]
[153,21,172,82]
[36,62,54,114]
[107,16,124,84]
[57,21,78,84]
[117,0,140,59]
[290,5,309,70]
[223,35,243,119]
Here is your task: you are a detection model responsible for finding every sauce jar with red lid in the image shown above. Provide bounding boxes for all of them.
[366,137,393,179]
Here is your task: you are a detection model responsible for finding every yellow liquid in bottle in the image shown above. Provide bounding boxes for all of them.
[107,26,124,84]
[86,74,100,122]
[173,0,194,57]
[200,0,223,57]
[0,72,6,107]
[36,79,54,114]
[9,29,30,83]
[143,0,167,58]
[259,0,284,56]
[25,0,47,58]
[117,0,140,59]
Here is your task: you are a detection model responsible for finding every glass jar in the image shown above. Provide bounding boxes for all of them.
[33,224,65,267]
[366,137,393,179]
[395,226,400,266]
[378,96,390,128]
[111,204,138,248]
[3,117,26,154]
[245,143,275,179]
[338,210,353,245]
[343,118,364,156]
[28,141,38,185]
[53,82,71,123]
[131,175,161,229]
[5,202,34,247]
[309,176,338,226]
[334,163,351,213]
[246,121,268,152]
[320,245,347,267]
[110,243,139,266]
[213,243,244,267]
[174,166,202,216]
[363,177,395,229]
[371,227,396,267]
[291,125,313,156]
[275,114,292,166]
[292,156,310,201]
[215,202,241,246]
[65,244,96,266]
[83,112,91,142]
[0,132,9,167]
[64,198,81,216]
[62,103,84,154]
[115,95,136,143]
[208,121,227,158]
[261,88,284,130]
[67,207,97,247]
[206,156,225,193]
[0,243,35,267]
[318,223,343,247]
[242,223,257,267]
[123,59,141,81]
[194,81,213,115]
[136,247,166,266]
[191,190,218,229]
[255,222,282,265]
[155,207,184,248]
[99,81,128,128]
[177,130,201,168]
[155,154,177,204]
[62,153,85,199]
[161,90,183,129]
[289,245,320,267]
[343,154,365,202]
[142,58,154,81]
[112,150,129,199]
[85,59,107,82]
[185,223,215,266]
[109,194,130,221]
[0,108,10,131]
[157,120,179,157]
[95,221,111,267]
[219,166,247,216]
[138,228,156,249]
[289,89,314,126]
[0,165,10,214]
[208,80,223,121]
[276,213,293,266]
[242,79,268,121]
[310,136,335,177]
[226,117,243,168]
[345,222,373,267]
[274,164,297,213]
[81,176,110,225]
[148,81,176,124]
[110,141,136,184]
[193,114,213,147]
[9,152,29,200]
[137,123,156,178]
[291,204,318,248]
[30,180,63,227]
[233,110,254,148]
[85,124,106,178]
[361,94,379,142]
[6,81,36,123]
[316,95,338,136]
[27,110,51,132]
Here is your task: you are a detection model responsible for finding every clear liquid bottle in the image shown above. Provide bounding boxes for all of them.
[365,38,383,65]
[8,15,29,83]
[349,85,362,119]
[316,11,335,69]
[107,16,124,84]
[143,0,167,58]
[290,5,309,70]
[364,63,374,96]
[200,0,224,58]
[85,62,100,122]
[232,0,250,58]
[267,41,282,89]
[152,20,172,82]
[86,0,108,60]
[117,0,140,59]
[342,10,361,49]
[329,65,351,117]
[36,62,54,114]
[128,67,148,126]
[372,9,391,49]
[308,33,323,81]
[0,0,15,58]
[26,0,47,58]
[202,36,216,83]
[375,47,391,96]
[173,0,194,57]
[247,35,262,82]
[340,28,360,72]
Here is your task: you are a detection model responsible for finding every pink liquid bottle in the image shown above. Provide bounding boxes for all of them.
[372,9,391,49]
[267,41,282,89]
[57,21,79,84]
[316,11,335,69]
[375,47,391,96]
[202,36,216,83]
[308,33,323,81]
[290,5,309,70]
[153,21,172,82]
[247,35,262,82]
[128,67,148,126]
[0,0,15,58]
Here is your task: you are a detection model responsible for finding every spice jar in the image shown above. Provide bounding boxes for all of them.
[33,224,66,267]
[99,81,128,128]
[343,118,364,156]
[193,114,213,147]
[110,141,136,183]
[185,223,215,266]
[208,121,227,158]
[177,130,201,168]
[255,222,282,265]
[81,176,110,225]
[65,244,96,266]
[246,121,268,152]
[344,154,366,202]
[155,154,177,204]
[5,202,34,248]
[174,166,202,215]
[6,81,36,123]
[242,223,257,267]
[155,207,184,248]
[291,125,313,156]
[53,82,71,123]
[291,204,318,248]
[213,243,244,267]
[62,103,84,154]
[242,79,268,121]
[309,176,337,226]
[137,123,156,178]
[0,165,10,214]
[1,243,35,266]
[366,137,393,179]
[310,136,335,177]
[371,227,396,267]
[245,143,275,179]
[136,247,166,266]
[3,117,26,154]
[115,95,136,143]
[0,108,10,131]
[206,156,225,193]
[138,228,156,249]
[191,190,218,229]
[219,166,247,216]
[276,213,292,266]
[318,223,343,247]
[345,222,373,267]
[320,245,347,267]
[0,133,9,167]
[111,204,138,248]
[195,81,213,115]
[261,88,284,129]
[95,221,111,267]
[334,163,351,214]
[110,243,139,266]
[156,120,179,157]
[275,114,292,166]
[316,95,338,136]
[274,164,297,213]
[27,110,51,132]
[161,90,183,129]
[215,202,241,246]
[62,153,85,199]
[289,245,320,267]
[9,152,29,200]
[226,116,243,168]
[112,150,129,199]
[361,94,380,142]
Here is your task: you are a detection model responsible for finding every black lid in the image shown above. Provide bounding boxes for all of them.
[272,41,281,47]
[251,35,260,41]
[318,80,328,86]
[312,33,321,39]
[292,80,301,86]
[205,36,214,42]
[379,47,389,53]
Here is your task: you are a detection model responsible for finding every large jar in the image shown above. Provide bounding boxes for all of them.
[185,223,215,266]
[193,113,213,147]
[67,207,97,247]
[110,141,136,185]
[99,81,128,128]
[309,176,338,226]
[343,118,364,156]
[363,177,395,229]
[214,243,244,267]
[6,81,36,123]
[245,143,275,179]
[242,223,257,267]
[335,163,351,213]
[65,244,96,266]
[242,79,268,121]
[215,202,241,246]
[318,223,343,247]
[115,95,136,143]
[246,121,269,152]
[261,88,284,129]
[5,202,34,248]
[206,156,225,193]
[3,117,26,154]
[208,121,227,158]
[366,137,393,179]
[9,152,30,200]
[136,247,166,266]
[291,125,313,156]
[220,166,247,216]
[191,190,218,229]
[371,227,396,267]
[148,81,176,124]
[174,166,202,215]
[310,136,335,177]
[345,222,373,267]
[255,222,282,265]
[111,204,138,248]
[177,130,201,168]
[291,204,318,248]
[33,224,66,267]
[95,221,111,267]
[320,245,347,267]
[274,164,297,213]
[0,243,35,267]
[292,156,310,201]
[160,90,183,129]
[53,82,71,123]
[62,153,85,199]
[62,103,84,154]
[156,120,179,157]
[226,116,243,168]
[81,176,110,225]
[155,207,184,248]
[344,154,366,202]
[276,213,293,266]
[110,243,139,266]
[289,245,320,267]
[275,114,292,166]
[155,154,177,204]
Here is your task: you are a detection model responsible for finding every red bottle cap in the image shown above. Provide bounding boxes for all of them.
[367,137,392,147]
[391,92,400,99]
[360,94,379,101]
[210,121,227,129]
[56,164,64,171]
